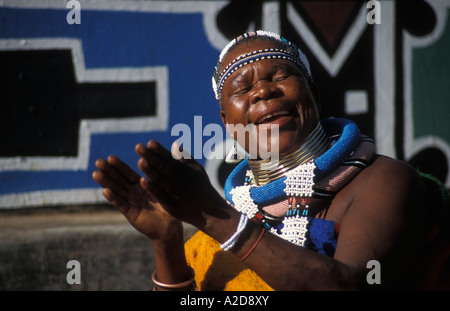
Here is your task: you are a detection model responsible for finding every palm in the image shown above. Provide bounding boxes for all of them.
[119,182,178,239]
[93,156,180,241]
[136,141,230,229]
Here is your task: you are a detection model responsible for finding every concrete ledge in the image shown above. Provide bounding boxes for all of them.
[0,206,197,291]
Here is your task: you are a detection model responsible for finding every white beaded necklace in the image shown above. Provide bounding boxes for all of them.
[224,118,363,248]
[231,160,316,247]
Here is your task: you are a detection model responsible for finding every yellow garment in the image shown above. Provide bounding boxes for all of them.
[185,231,274,291]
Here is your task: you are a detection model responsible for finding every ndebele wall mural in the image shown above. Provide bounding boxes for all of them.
[1,0,449,209]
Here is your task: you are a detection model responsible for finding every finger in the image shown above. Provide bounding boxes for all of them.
[171,141,193,162]
[145,140,201,176]
[94,158,131,190]
[136,143,179,179]
[138,144,195,196]
[92,169,129,200]
[102,187,128,213]
[147,140,185,170]
[140,177,177,212]
[171,141,202,171]
[147,140,176,161]
[107,155,141,184]
[137,157,177,194]
[170,142,207,189]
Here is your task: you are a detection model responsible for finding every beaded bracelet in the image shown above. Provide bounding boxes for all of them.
[220,213,249,251]
[152,266,196,291]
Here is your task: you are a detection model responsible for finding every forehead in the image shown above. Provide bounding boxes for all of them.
[220,40,284,73]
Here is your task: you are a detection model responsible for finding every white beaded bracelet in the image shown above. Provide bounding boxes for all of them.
[220,213,249,251]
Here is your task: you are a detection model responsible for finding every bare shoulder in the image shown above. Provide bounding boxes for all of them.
[333,155,430,286]
[368,155,417,174]
[329,155,426,220]
[359,155,424,193]
[328,154,427,227]
[347,154,427,218]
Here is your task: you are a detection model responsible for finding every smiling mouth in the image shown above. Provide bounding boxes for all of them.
[254,110,298,125]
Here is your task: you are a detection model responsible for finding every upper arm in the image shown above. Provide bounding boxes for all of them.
[333,156,427,288]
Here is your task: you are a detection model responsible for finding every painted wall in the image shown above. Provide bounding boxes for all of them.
[1,0,449,209]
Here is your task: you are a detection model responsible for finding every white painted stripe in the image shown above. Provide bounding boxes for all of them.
[0,0,231,51]
[287,2,368,77]
[0,38,169,171]
[403,0,450,187]
[0,188,107,208]
[374,1,396,158]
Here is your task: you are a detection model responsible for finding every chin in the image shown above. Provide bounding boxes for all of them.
[269,134,302,157]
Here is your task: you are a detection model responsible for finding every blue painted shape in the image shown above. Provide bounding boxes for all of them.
[0,7,224,195]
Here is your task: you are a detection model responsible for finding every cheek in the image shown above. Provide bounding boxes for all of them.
[291,86,318,121]
[222,99,248,125]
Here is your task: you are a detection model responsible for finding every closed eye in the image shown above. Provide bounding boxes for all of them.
[271,64,299,82]
[234,85,252,95]
[273,75,289,82]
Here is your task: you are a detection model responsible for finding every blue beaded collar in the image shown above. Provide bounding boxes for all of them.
[224,118,360,206]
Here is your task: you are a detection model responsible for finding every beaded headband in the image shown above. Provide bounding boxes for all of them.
[212,30,312,105]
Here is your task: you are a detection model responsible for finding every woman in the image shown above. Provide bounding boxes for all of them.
[92,31,449,290]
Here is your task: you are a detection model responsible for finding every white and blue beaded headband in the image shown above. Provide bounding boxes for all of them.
[212,30,313,106]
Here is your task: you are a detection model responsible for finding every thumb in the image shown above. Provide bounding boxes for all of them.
[171,141,203,170]
[171,141,192,161]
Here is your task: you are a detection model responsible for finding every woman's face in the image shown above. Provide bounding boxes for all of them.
[219,40,320,158]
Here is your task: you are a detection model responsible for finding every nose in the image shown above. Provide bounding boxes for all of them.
[249,80,279,104]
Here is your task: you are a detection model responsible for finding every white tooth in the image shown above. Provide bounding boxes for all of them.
[260,114,272,123]
[259,110,290,123]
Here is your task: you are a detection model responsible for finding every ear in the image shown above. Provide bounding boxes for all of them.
[220,110,236,139]
[220,109,228,126]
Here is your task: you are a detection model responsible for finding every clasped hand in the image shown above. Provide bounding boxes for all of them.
[92,140,228,241]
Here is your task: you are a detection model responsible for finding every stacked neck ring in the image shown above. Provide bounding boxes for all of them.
[223,118,369,248]
[248,122,330,186]
[224,118,361,207]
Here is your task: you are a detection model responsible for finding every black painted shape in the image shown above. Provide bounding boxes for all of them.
[0,50,156,157]
[216,0,262,40]
[409,147,448,185]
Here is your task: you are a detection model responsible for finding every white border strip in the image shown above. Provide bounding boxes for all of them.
[0,38,169,171]
[0,0,228,208]
[0,188,107,208]
[403,0,450,187]
[0,0,230,51]
[287,2,368,77]
[374,1,396,158]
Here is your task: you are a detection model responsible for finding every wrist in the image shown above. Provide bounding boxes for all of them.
[218,216,266,261]
[152,227,191,287]
[200,202,243,244]
[152,266,196,291]
[220,213,249,251]
[150,220,184,244]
